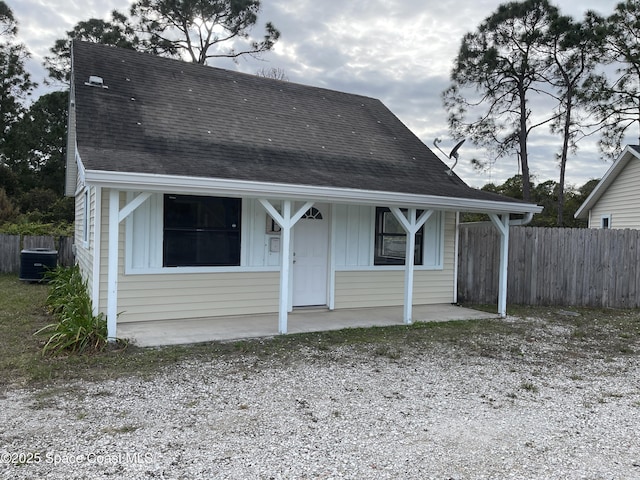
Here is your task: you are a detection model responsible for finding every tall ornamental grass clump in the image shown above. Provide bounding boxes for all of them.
[36,265,107,355]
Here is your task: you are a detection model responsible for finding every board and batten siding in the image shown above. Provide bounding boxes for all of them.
[333,204,374,267]
[334,211,456,308]
[97,190,280,323]
[590,157,640,229]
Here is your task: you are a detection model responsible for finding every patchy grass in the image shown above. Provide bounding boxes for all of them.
[0,274,51,387]
[1,273,639,391]
[519,381,539,394]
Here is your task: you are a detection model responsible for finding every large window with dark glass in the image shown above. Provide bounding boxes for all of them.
[163,195,241,267]
[374,207,423,265]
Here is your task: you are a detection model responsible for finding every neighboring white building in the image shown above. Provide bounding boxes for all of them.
[67,41,541,343]
[575,145,640,229]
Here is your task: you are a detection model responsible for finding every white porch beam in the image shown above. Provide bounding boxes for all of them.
[389,208,433,324]
[258,199,314,334]
[489,213,510,317]
[106,190,153,341]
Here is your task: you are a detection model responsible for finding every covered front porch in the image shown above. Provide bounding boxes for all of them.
[118,303,498,347]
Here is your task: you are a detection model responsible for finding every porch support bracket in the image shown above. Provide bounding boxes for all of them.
[389,207,433,324]
[489,213,510,317]
[259,199,314,335]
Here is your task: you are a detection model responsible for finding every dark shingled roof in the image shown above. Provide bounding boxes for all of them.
[71,41,523,205]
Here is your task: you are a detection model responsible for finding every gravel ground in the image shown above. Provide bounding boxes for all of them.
[1,316,639,480]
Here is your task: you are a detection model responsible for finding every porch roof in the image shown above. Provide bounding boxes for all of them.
[71,41,540,215]
[84,169,542,215]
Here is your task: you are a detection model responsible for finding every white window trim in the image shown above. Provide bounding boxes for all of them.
[82,189,89,248]
[125,194,266,275]
[601,214,612,229]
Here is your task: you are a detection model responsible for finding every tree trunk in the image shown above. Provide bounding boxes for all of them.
[558,88,573,227]
[519,87,531,202]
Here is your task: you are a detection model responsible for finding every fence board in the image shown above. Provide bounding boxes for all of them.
[0,234,21,273]
[58,236,75,267]
[458,224,640,309]
[22,236,55,250]
[0,235,75,273]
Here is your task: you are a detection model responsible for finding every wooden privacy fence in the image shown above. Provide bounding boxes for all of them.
[0,235,74,274]
[458,224,640,308]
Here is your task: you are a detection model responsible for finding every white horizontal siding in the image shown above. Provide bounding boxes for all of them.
[591,158,640,229]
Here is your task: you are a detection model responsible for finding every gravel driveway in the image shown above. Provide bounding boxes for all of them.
[1,315,639,479]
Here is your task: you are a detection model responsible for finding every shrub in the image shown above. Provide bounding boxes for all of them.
[0,219,74,236]
[36,265,107,355]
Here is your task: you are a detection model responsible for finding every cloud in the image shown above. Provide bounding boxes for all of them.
[7,0,628,190]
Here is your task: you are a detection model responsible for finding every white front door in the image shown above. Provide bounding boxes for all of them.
[293,205,329,306]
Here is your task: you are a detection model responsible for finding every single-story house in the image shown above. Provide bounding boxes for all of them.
[575,145,640,229]
[66,41,541,342]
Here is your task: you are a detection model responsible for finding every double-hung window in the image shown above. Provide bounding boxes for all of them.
[374,207,423,265]
[163,194,241,267]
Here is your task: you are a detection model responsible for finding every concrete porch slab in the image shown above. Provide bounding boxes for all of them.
[117,304,498,347]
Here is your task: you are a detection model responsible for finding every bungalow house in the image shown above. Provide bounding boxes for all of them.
[575,145,640,229]
[66,41,541,343]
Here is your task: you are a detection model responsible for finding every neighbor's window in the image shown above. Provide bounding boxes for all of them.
[374,207,423,265]
[601,215,611,229]
[163,194,241,267]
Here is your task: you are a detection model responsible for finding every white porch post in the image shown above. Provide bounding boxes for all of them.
[489,213,510,317]
[107,189,120,341]
[259,199,314,334]
[389,207,433,324]
[279,201,292,334]
[453,212,460,305]
[106,190,153,341]
[91,186,102,316]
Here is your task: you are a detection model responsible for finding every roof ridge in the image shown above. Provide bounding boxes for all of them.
[71,40,382,103]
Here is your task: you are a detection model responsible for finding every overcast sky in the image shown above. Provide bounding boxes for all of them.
[8,0,630,189]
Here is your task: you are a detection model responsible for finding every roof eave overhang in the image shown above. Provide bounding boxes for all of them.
[575,145,640,219]
[84,170,542,215]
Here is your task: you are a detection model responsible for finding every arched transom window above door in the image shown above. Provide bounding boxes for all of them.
[301,207,323,220]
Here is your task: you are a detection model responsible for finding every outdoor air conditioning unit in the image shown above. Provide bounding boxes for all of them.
[19,248,58,282]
